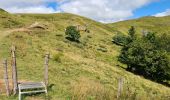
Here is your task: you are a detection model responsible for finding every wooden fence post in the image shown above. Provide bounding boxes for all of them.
[117,77,124,99]
[3,59,10,96]
[10,47,14,94]
[44,53,50,86]
[11,46,18,95]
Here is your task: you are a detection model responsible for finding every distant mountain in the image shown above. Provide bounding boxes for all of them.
[108,16,170,34]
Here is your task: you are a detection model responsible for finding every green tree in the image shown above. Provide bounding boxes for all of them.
[65,26,81,42]
[128,26,135,37]
[119,30,170,82]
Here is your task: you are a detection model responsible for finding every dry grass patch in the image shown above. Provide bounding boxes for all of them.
[70,77,115,100]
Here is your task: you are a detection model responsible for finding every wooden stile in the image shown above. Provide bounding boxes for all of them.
[1,45,50,99]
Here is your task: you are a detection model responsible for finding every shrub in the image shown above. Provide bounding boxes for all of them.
[112,32,128,46]
[65,26,81,42]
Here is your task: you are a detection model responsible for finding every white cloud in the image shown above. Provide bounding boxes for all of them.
[58,0,156,22]
[0,0,59,7]
[154,9,170,17]
[0,0,57,14]
[0,0,156,23]
[6,6,58,14]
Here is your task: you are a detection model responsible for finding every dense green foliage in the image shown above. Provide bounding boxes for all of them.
[112,26,137,46]
[156,33,170,52]
[118,27,170,82]
[65,26,81,42]
[112,32,127,46]
[128,26,136,39]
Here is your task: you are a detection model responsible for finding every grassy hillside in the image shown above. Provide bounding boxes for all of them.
[108,16,170,35]
[0,11,170,100]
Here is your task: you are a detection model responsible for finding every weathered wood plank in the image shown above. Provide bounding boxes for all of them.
[20,90,46,94]
[19,82,45,89]
[18,82,47,100]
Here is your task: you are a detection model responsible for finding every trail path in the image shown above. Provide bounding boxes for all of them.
[0,22,43,40]
[0,28,30,40]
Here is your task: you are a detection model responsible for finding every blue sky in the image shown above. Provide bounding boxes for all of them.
[47,2,60,11]
[133,0,170,18]
[0,0,170,23]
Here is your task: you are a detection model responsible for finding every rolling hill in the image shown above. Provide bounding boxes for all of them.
[0,10,170,100]
[107,16,170,35]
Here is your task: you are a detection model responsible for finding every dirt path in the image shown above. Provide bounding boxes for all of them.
[0,28,30,40]
[0,22,44,40]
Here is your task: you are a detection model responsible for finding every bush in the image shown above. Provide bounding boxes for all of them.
[112,32,128,46]
[65,26,81,42]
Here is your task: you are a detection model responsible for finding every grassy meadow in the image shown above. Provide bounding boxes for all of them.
[0,10,170,100]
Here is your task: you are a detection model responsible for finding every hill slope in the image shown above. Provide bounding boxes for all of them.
[108,16,170,35]
[0,12,170,100]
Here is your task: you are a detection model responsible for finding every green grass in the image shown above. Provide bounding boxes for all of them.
[0,11,170,100]
[107,16,170,35]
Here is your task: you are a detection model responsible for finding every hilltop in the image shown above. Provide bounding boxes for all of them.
[108,16,170,35]
[0,8,8,13]
[0,10,170,100]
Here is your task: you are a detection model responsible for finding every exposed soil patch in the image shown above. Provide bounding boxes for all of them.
[28,22,47,30]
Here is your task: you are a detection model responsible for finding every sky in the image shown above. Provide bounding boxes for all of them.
[0,0,170,23]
